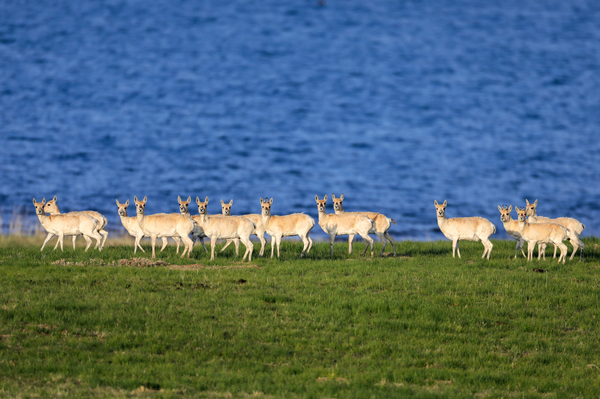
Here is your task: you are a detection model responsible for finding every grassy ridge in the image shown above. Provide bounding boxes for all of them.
[1,238,600,398]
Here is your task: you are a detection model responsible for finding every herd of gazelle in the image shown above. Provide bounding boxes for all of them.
[31,195,584,262]
[435,199,584,263]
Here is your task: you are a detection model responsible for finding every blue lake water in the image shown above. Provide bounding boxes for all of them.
[1,0,599,240]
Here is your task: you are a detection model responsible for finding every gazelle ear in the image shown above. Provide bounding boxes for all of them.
[53,195,57,202]
[42,198,46,204]
[526,199,530,205]
[340,194,344,200]
[434,200,439,206]
[196,197,200,204]
[443,200,447,206]
[33,198,37,205]
[323,194,328,201]
[315,195,319,202]
[205,196,209,203]
[134,196,138,202]
[269,198,273,204]
[534,199,538,206]
[508,205,512,212]
[332,193,336,200]
[187,196,191,202]
[260,197,263,204]
[498,205,502,212]
[143,196,147,203]
[116,199,121,206]
[221,199,225,205]
[229,199,233,206]
[178,196,182,203]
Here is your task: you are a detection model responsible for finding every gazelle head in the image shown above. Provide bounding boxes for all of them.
[332,193,344,212]
[134,196,147,215]
[221,199,233,216]
[196,196,209,215]
[497,205,513,223]
[515,206,528,222]
[525,199,538,217]
[178,196,191,214]
[315,195,328,213]
[260,197,273,217]
[44,195,59,214]
[33,198,46,215]
[116,199,130,216]
[434,200,447,218]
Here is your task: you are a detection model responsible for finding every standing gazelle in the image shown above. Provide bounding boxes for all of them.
[134,196,195,258]
[219,199,268,257]
[193,196,255,262]
[260,197,315,259]
[434,200,496,259]
[117,199,175,254]
[44,195,109,250]
[178,196,209,253]
[33,198,102,252]
[515,206,569,264]
[316,195,374,257]
[331,193,396,256]
[497,205,526,259]
[525,199,585,261]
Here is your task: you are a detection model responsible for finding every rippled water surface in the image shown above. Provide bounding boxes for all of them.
[1,0,599,240]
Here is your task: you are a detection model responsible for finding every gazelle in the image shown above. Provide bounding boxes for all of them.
[44,195,109,250]
[525,199,585,261]
[260,197,315,259]
[316,195,374,257]
[177,196,209,253]
[220,199,268,257]
[434,200,496,259]
[134,196,195,258]
[194,196,255,262]
[218,199,240,256]
[497,205,526,259]
[515,206,569,264]
[116,199,176,254]
[33,198,102,251]
[331,193,396,256]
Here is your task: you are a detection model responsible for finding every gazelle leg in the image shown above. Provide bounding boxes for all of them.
[348,234,355,254]
[330,234,335,256]
[360,234,374,257]
[384,232,396,256]
[41,233,54,251]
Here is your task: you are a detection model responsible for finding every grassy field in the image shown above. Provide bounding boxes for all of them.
[1,236,600,398]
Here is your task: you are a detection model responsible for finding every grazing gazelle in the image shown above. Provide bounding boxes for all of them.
[116,199,175,254]
[331,193,396,256]
[315,195,374,257]
[525,199,585,261]
[134,196,195,258]
[497,205,526,259]
[43,195,109,250]
[194,196,255,262]
[260,197,315,259]
[434,200,496,259]
[220,199,268,257]
[515,206,569,264]
[33,198,102,252]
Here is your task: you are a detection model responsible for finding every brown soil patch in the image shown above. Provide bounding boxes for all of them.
[52,257,261,269]
[169,264,261,270]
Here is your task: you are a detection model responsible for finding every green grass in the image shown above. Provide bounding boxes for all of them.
[1,237,600,398]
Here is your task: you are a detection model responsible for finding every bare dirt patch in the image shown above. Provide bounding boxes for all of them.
[52,258,261,270]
